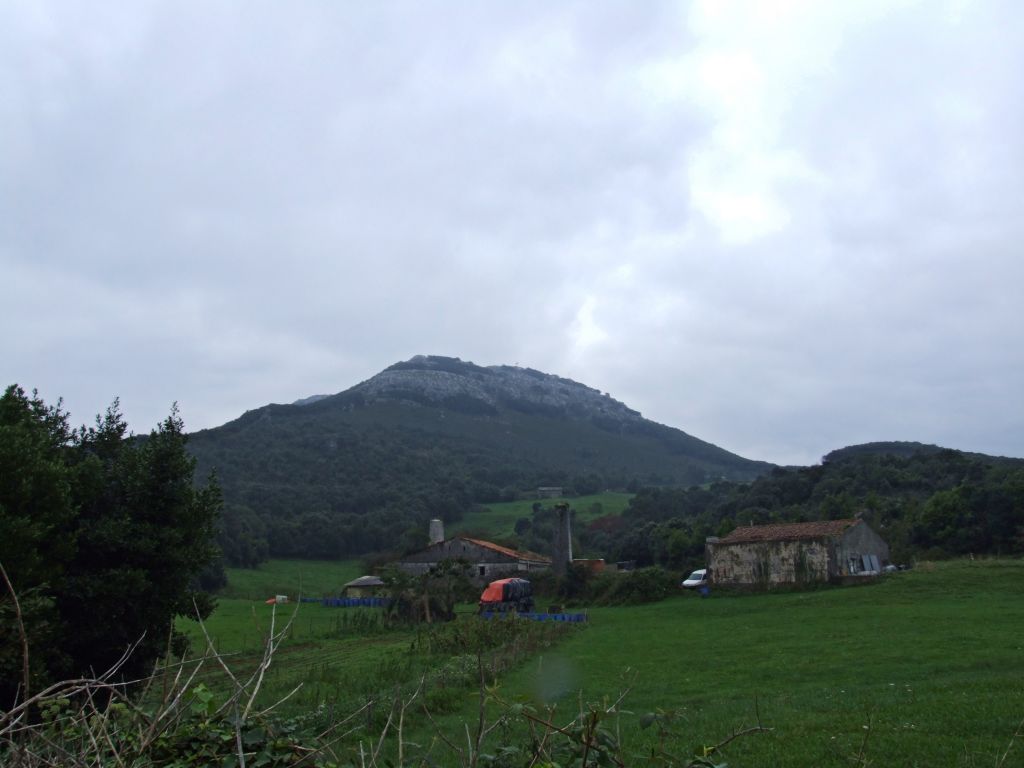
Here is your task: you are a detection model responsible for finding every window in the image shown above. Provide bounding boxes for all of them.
[478,566,486,576]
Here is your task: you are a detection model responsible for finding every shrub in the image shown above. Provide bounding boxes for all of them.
[590,566,677,605]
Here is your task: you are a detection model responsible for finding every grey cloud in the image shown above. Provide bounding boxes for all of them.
[1,1,1022,466]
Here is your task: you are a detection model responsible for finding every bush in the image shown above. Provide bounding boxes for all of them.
[590,566,677,605]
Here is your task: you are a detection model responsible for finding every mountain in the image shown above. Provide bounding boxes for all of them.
[187,355,772,561]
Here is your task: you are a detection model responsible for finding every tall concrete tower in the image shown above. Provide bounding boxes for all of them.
[552,502,573,576]
[429,518,445,545]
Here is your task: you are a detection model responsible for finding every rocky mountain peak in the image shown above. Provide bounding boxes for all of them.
[348,355,642,423]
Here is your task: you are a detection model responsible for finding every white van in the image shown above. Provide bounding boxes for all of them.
[681,568,708,589]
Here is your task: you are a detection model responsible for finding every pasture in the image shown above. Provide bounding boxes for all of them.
[218,557,364,600]
[453,559,1024,766]
[452,491,634,539]
[181,558,1024,766]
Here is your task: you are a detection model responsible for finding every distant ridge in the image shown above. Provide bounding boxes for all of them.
[823,442,944,463]
[823,441,1022,464]
[291,394,330,407]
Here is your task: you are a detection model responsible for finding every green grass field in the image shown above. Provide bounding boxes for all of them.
[219,558,364,600]
[452,491,634,539]
[438,559,1024,766]
[183,558,1024,766]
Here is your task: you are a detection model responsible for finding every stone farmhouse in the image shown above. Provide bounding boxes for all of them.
[706,518,890,588]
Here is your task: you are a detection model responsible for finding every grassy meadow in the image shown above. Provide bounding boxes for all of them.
[448,559,1024,766]
[219,557,364,600]
[180,557,1024,766]
[181,558,368,658]
[452,491,634,539]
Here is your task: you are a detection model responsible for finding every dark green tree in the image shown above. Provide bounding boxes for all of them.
[0,387,222,706]
[218,504,269,568]
[0,387,77,704]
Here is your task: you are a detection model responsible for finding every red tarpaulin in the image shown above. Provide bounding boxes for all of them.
[479,578,513,603]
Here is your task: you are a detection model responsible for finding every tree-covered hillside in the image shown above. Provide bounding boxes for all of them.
[188,356,770,563]
[576,443,1024,571]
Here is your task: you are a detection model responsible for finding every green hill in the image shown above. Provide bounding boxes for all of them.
[188,356,770,562]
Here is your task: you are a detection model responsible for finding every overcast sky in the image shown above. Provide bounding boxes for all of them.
[2,0,1022,466]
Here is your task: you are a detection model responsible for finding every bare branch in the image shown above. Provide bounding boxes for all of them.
[701,724,773,759]
[997,713,1024,768]
[252,682,303,720]
[0,560,31,703]
[240,599,302,721]
[234,703,248,768]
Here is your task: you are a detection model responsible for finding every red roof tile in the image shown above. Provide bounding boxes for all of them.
[459,536,551,564]
[715,519,860,545]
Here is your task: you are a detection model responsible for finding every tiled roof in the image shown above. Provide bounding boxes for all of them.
[715,519,860,545]
[343,575,385,588]
[459,536,552,564]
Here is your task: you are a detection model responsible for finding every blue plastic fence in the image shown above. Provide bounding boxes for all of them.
[307,596,389,607]
[479,612,587,622]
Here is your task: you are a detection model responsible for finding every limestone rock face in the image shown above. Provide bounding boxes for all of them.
[348,355,642,425]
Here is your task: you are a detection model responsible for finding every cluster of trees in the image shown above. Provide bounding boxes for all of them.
[212,487,477,565]
[379,559,478,624]
[190,412,492,565]
[571,446,1024,572]
[0,385,222,708]
[199,447,637,567]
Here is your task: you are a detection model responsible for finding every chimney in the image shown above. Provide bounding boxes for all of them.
[552,502,573,577]
[429,518,445,545]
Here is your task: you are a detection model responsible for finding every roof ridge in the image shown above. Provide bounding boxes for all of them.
[459,535,552,563]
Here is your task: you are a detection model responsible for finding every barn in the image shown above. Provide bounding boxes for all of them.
[706,518,890,588]
[397,536,551,584]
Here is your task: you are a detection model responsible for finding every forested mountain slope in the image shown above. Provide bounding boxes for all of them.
[188,355,771,562]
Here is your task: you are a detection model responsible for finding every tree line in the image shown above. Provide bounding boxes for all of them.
[217,438,1024,574]
[572,446,1024,572]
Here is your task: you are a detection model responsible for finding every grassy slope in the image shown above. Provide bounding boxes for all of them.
[452,491,633,539]
[219,558,364,600]
[184,558,1024,766]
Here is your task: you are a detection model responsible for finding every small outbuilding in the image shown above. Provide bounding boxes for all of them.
[341,575,386,598]
[706,518,890,589]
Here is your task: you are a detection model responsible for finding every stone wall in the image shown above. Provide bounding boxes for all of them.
[707,521,891,587]
[708,538,831,587]
[835,523,891,574]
